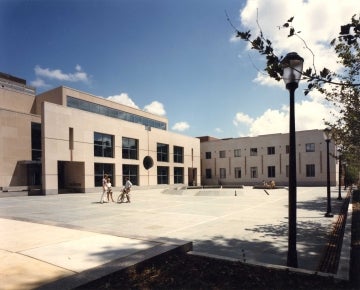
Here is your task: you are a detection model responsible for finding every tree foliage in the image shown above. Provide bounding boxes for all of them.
[230,14,360,180]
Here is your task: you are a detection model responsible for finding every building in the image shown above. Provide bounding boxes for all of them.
[199,130,338,187]
[0,73,200,195]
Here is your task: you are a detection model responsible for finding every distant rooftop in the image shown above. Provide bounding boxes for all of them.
[0,72,35,95]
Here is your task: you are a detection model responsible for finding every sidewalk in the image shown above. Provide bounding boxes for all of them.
[0,186,349,289]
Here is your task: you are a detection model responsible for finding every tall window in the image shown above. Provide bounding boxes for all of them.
[122,137,138,159]
[205,169,212,179]
[306,164,316,177]
[250,148,258,156]
[157,166,169,184]
[267,146,275,155]
[205,152,211,159]
[268,166,276,178]
[250,167,258,178]
[306,143,315,152]
[94,132,114,157]
[234,149,241,157]
[122,164,138,185]
[31,122,41,161]
[157,143,169,162]
[235,167,242,178]
[174,167,184,184]
[286,145,290,154]
[220,168,226,179]
[173,146,184,163]
[219,150,226,158]
[94,163,114,186]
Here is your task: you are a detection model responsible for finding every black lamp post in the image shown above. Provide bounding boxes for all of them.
[281,52,304,268]
[337,149,343,200]
[324,128,333,217]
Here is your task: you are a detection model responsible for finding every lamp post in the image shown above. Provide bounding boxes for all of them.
[281,52,304,268]
[337,149,343,200]
[324,128,333,217]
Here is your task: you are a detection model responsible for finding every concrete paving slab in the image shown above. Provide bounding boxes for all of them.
[0,186,351,289]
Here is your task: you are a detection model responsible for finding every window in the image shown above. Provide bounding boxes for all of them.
[306,164,316,177]
[250,167,258,178]
[250,148,258,156]
[94,163,114,186]
[220,168,226,179]
[306,143,315,152]
[286,145,290,154]
[267,146,275,155]
[122,137,138,159]
[122,164,138,185]
[94,132,114,157]
[235,167,242,178]
[173,146,184,163]
[205,152,211,159]
[234,149,241,157]
[205,169,212,179]
[268,166,276,178]
[174,167,184,184]
[31,122,41,161]
[219,150,226,158]
[157,143,169,162]
[67,96,167,130]
[286,165,289,177]
[157,166,169,184]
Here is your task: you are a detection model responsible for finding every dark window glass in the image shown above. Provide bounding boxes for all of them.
[268,166,276,178]
[173,146,184,163]
[306,143,315,152]
[122,164,138,185]
[67,96,167,130]
[205,152,211,159]
[250,148,258,156]
[219,151,226,158]
[122,137,138,160]
[174,167,184,183]
[235,167,241,178]
[157,166,169,184]
[267,147,275,155]
[94,163,114,186]
[157,143,169,162]
[306,164,316,177]
[205,169,212,179]
[31,122,41,161]
[94,132,114,158]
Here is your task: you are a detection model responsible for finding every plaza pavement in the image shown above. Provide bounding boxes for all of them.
[0,186,351,289]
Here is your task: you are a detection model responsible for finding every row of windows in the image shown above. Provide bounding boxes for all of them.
[67,96,167,130]
[94,163,184,186]
[206,143,317,159]
[94,132,184,163]
[206,164,316,179]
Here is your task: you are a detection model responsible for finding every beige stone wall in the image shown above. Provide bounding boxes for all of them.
[0,109,40,187]
[200,130,337,186]
[41,102,200,194]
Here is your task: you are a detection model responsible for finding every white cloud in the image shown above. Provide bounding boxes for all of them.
[230,0,356,136]
[233,112,253,126]
[30,78,50,88]
[172,122,190,132]
[215,128,223,133]
[106,93,139,108]
[143,101,166,116]
[34,65,90,83]
[236,98,338,137]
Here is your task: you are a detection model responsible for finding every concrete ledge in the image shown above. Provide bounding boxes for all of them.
[37,241,193,290]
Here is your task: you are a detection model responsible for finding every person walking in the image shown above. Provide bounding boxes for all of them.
[100,173,108,204]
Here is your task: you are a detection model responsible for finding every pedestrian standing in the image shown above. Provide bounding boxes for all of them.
[100,173,108,204]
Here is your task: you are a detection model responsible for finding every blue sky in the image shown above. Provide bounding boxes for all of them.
[1,0,358,138]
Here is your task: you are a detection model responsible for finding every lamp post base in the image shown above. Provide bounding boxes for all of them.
[325,212,334,218]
